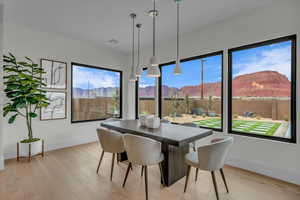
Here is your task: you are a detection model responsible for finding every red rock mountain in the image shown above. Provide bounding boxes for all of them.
[138,71,291,98]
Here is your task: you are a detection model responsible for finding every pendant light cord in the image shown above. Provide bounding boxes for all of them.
[137,25,140,68]
[153,0,156,57]
[176,2,179,61]
[132,15,135,71]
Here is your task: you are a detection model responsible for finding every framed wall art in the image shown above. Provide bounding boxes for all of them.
[41,59,67,89]
[40,91,67,120]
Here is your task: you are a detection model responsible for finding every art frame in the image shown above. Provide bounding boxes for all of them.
[40,91,67,121]
[41,58,67,90]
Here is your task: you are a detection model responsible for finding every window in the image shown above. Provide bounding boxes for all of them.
[160,52,223,131]
[71,63,122,123]
[136,69,156,118]
[228,35,296,143]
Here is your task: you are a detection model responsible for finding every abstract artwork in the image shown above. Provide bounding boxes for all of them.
[41,59,67,89]
[40,92,66,120]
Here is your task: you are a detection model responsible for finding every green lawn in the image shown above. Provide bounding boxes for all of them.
[193,118,281,136]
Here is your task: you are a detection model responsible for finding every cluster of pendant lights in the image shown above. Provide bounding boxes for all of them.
[129,0,183,82]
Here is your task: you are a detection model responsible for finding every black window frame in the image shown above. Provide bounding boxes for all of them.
[158,51,224,132]
[71,62,123,123]
[228,35,297,143]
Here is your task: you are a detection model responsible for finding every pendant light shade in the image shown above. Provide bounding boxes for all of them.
[129,13,137,82]
[174,59,182,75]
[147,0,161,77]
[135,65,143,77]
[136,23,143,77]
[150,56,159,67]
[147,65,161,77]
[173,0,182,75]
[129,70,136,81]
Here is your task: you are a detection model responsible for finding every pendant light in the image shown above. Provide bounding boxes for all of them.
[129,13,137,82]
[135,23,143,77]
[147,0,161,77]
[173,0,182,75]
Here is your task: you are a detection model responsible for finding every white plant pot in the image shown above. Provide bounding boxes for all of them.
[18,139,43,157]
[139,115,154,127]
[145,116,161,129]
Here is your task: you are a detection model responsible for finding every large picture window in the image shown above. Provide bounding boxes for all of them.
[160,52,223,131]
[228,35,296,142]
[71,63,122,123]
[136,69,156,118]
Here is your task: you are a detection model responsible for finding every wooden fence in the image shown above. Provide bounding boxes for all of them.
[139,98,290,120]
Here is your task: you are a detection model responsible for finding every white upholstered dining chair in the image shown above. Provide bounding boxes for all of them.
[183,136,234,200]
[122,134,165,200]
[96,127,125,181]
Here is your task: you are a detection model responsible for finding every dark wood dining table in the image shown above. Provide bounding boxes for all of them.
[101,120,213,186]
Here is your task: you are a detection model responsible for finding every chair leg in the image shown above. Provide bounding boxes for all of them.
[110,153,115,181]
[122,162,132,187]
[220,168,229,193]
[184,165,191,193]
[96,151,105,174]
[130,163,133,171]
[192,142,196,152]
[195,168,199,182]
[141,166,144,177]
[211,171,219,200]
[144,166,148,200]
[158,162,165,186]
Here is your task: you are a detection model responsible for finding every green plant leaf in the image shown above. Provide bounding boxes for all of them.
[8,114,18,124]
[29,112,38,118]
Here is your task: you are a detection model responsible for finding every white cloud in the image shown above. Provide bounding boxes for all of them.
[234,46,291,80]
[73,66,119,88]
[139,84,151,88]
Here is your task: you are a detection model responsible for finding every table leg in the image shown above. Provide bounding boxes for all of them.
[161,143,189,186]
[119,152,128,162]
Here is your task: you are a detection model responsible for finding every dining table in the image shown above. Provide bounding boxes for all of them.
[101,119,213,186]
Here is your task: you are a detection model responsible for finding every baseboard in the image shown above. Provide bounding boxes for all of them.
[226,156,300,185]
[4,134,98,160]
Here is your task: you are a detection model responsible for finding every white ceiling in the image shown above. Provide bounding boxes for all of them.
[5,0,274,53]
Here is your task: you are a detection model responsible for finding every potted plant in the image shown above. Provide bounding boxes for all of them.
[170,92,181,118]
[207,96,216,117]
[3,53,49,160]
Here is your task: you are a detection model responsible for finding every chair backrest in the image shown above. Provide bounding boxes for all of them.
[123,134,162,166]
[96,127,125,153]
[197,136,233,171]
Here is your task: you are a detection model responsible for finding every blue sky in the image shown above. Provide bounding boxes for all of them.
[139,40,291,89]
[73,65,120,89]
[73,41,291,90]
[139,55,222,89]
[232,41,291,80]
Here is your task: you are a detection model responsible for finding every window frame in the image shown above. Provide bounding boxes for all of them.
[158,51,224,132]
[228,35,297,143]
[71,62,123,123]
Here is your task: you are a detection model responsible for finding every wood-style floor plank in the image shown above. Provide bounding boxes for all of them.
[0,142,299,200]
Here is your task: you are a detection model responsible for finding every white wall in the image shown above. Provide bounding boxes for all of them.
[2,21,130,160]
[0,1,4,170]
[134,0,300,184]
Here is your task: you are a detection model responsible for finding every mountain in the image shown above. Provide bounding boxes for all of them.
[138,71,291,98]
[73,71,291,98]
[138,85,179,97]
[232,70,290,97]
[73,87,119,98]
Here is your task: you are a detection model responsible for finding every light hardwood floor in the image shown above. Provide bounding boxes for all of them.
[0,142,299,200]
